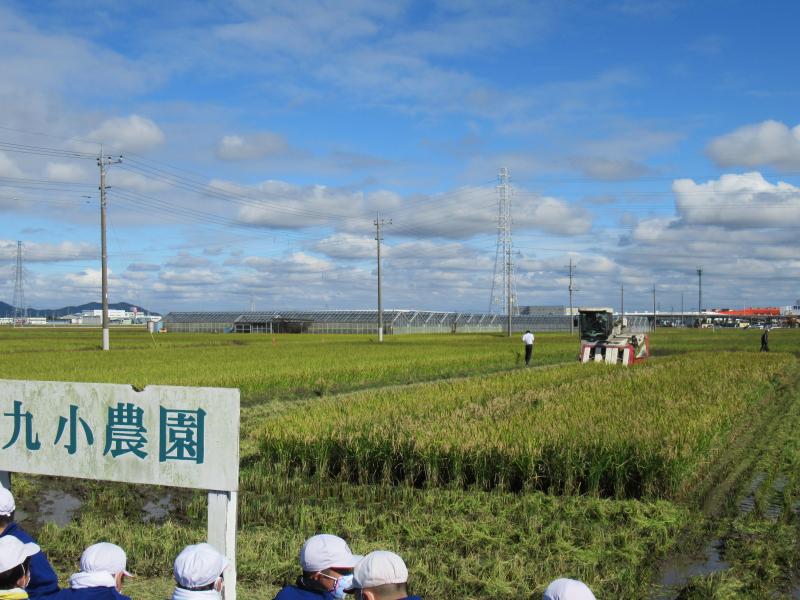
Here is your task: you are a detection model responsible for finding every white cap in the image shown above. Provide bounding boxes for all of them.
[80,543,133,577]
[0,536,39,573]
[543,578,596,600]
[174,543,228,589]
[300,535,362,572]
[0,487,15,516]
[347,551,408,591]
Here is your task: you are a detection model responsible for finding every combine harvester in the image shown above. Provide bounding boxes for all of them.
[578,307,649,365]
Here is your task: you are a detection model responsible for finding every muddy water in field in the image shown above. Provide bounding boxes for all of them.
[38,489,83,527]
[652,540,730,599]
[651,470,772,598]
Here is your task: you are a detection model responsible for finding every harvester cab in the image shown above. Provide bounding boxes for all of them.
[578,307,649,365]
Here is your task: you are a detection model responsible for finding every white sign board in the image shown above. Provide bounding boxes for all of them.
[0,379,241,600]
[0,379,239,491]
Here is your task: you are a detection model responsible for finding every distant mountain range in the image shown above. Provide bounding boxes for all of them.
[0,301,159,318]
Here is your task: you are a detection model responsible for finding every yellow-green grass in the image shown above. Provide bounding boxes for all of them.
[259,352,796,498]
[0,329,578,403]
[2,327,798,599]
[28,474,693,600]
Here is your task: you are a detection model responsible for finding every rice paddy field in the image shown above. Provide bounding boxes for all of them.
[2,326,799,599]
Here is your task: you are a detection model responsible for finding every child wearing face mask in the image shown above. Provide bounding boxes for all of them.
[0,536,41,600]
[274,534,362,600]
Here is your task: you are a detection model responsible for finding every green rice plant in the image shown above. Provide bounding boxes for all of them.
[259,353,796,499]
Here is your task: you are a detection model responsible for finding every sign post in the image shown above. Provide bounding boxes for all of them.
[0,380,240,600]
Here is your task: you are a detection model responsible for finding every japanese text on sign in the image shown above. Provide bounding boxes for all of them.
[0,380,239,491]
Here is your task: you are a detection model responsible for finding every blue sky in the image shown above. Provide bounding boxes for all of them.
[1,0,799,313]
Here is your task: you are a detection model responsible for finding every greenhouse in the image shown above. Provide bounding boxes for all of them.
[162,309,573,334]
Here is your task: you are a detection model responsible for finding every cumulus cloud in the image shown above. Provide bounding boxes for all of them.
[312,234,375,259]
[216,132,292,160]
[0,152,23,178]
[164,253,212,269]
[0,239,97,262]
[110,170,171,193]
[127,262,161,272]
[159,268,224,285]
[243,252,334,274]
[673,172,800,228]
[223,179,591,238]
[707,120,800,170]
[45,162,89,182]
[572,157,651,180]
[63,268,103,289]
[87,115,165,153]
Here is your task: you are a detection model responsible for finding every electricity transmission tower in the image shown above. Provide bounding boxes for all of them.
[12,241,28,326]
[489,167,519,335]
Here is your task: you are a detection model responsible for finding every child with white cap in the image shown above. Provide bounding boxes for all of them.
[171,543,228,600]
[0,536,41,599]
[55,543,132,600]
[344,551,421,600]
[542,578,596,600]
[0,487,59,599]
[273,534,362,600]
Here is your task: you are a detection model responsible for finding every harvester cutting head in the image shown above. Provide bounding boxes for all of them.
[578,307,649,365]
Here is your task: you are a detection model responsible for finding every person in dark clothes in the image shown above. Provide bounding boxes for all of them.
[0,488,58,600]
[0,536,40,600]
[761,327,770,352]
[54,543,132,600]
[273,534,361,600]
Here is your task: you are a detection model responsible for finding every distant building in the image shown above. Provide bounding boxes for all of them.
[519,305,575,316]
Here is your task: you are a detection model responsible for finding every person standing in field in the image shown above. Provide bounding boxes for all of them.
[0,488,59,600]
[343,551,421,600]
[542,578,596,600]
[171,543,228,600]
[760,327,769,352]
[0,536,41,600]
[55,543,132,600]
[273,534,361,600]
[522,330,535,366]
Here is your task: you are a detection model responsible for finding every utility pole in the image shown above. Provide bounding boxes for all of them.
[652,284,657,331]
[681,291,684,328]
[567,258,576,334]
[697,266,703,326]
[620,282,624,322]
[375,213,391,342]
[98,151,122,351]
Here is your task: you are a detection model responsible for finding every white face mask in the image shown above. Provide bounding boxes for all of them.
[332,574,353,599]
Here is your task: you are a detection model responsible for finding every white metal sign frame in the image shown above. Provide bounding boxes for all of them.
[0,379,240,600]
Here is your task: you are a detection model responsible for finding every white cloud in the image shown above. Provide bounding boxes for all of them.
[243,252,334,274]
[224,179,591,238]
[216,132,292,160]
[110,170,171,193]
[159,268,224,285]
[63,268,103,289]
[312,234,375,259]
[0,152,23,178]
[0,239,97,262]
[707,120,800,170]
[164,253,212,268]
[87,115,165,153]
[45,162,89,182]
[673,172,800,229]
[572,157,651,180]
